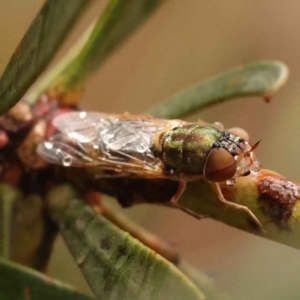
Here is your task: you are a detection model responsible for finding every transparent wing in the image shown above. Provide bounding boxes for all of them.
[38,112,169,177]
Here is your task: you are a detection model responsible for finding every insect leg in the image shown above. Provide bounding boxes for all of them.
[211,182,264,232]
[170,181,206,219]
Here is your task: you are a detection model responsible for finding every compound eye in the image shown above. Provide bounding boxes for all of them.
[204,148,237,182]
[228,127,249,142]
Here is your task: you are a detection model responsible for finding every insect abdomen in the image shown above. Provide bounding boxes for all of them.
[159,125,222,174]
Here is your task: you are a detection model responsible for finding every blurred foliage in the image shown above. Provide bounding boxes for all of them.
[0,0,92,115]
[26,0,164,106]
[0,258,94,300]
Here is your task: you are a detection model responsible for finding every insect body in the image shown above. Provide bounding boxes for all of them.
[37,112,262,229]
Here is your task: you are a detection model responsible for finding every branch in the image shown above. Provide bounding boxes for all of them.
[59,167,300,251]
[178,169,300,238]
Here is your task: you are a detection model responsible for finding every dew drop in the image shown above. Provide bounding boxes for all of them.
[169,169,175,175]
[214,122,225,131]
[44,141,53,149]
[75,252,87,266]
[226,179,236,186]
[62,155,72,167]
[79,111,87,119]
[250,161,261,174]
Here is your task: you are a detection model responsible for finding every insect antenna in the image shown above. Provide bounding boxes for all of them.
[247,140,261,153]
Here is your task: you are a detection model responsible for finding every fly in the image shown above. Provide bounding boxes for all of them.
[37,112,262,229]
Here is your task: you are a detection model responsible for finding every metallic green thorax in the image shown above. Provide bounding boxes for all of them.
[159,125,222,174]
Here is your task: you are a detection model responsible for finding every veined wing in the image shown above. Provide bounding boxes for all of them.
[37,112,172,177]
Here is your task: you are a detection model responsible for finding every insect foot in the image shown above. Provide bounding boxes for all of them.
[170,181,207,219]
[211,182,265,233]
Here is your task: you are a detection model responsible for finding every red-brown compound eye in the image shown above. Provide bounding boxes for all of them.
[204,148,237,182]
[227,127,250,142]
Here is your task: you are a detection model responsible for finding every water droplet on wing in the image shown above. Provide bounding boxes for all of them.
[62,155,72,167]
[44,142,53,149]
[79,111,87,119]
[214,122,224,131]
[250,161,261,174]
[226,179,236,186]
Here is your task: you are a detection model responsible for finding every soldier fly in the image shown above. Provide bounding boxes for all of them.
[37,112,262,229]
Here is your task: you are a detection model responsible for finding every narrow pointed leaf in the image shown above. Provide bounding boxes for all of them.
[26,0,164,105]
[0,259,93,300]
[147,61,288,119]
[47,185,205,300]
[0,0,92,115]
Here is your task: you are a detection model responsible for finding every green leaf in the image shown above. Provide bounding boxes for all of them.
[0,258,93,300]
[26,0,164,104]
[147,61,288,119]
[0,0,92,116]
[47,185,205,300]
[0,185,21,259]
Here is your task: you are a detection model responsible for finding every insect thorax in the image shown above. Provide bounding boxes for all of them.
[157,125,222,174]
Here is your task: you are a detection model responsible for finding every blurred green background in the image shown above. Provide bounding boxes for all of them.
[1,1,300,299]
